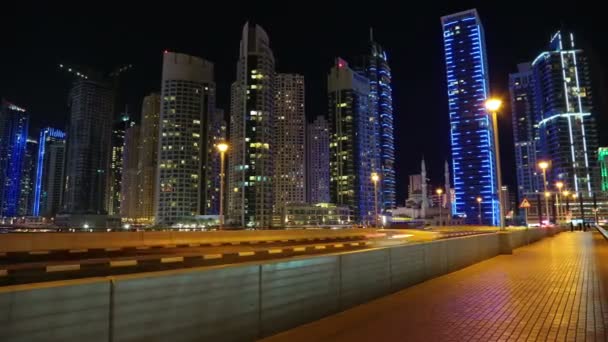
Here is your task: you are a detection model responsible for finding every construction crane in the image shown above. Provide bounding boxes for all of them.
[58,63,90,80]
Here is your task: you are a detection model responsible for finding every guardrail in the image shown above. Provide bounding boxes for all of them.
[0,240,372,286]
[595,225,608,240]
[0,229,375,253]
[0,227,560,342]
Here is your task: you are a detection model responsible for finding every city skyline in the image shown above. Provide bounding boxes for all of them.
[4,3,607,205]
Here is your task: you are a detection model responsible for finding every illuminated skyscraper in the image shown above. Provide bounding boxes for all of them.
[228,23,275,228]
[33,127,66,217]
[156,52,215,225]
[203,108,226,215]
[441,9,499,225]
[328,58,378,223]
[62,78,114,215]
[531,31,599,197]
[0,100,29,217]
[18,137,38,216]
[108,112,132,215]
[509,63,540,199]
[120,124,141,221]
[273,73,305,218]
[138,93,160,224]
[355,31,396,210]
[306,116,330,204]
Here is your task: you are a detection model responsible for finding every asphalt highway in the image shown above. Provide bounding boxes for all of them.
[0,229,496,286]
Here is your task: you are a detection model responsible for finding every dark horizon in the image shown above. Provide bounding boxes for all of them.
[2,1,607,205]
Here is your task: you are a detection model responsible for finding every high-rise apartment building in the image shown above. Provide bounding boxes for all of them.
[0,100,29,217]
[108,113,131,215]
[138,93,160,224]
[18,137,38,216]
[306,116,330,204]
[441,9,499,225]
[62,78,114,215]
[156,52,215,225]
[273,73,305,218]
[509,63,540,199]
[532,31,599,197]
[120,124,140,221]
[33,127,66,217]
[327,58,378,223]
[203,108,226,215]
[228,23,275,228]
[355,32,396,210]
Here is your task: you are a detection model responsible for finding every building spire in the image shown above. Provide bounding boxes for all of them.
[369,27,374,42]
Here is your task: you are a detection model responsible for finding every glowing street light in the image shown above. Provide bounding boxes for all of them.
[485,98,505,230]
[217,142,229,230]
[436,188,444,226]
[371,172,380,228]
[476,196,483,225]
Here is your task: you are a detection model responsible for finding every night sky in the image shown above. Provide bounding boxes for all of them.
[1,1,606,205]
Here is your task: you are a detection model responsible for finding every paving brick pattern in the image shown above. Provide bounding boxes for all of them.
[262,232,608,342]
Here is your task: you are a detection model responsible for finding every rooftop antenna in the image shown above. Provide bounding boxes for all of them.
[369,27,374,41]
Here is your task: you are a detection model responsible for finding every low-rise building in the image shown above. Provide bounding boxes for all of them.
[282,203,352,228]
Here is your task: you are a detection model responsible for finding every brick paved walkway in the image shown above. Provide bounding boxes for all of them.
[262,231,608,342]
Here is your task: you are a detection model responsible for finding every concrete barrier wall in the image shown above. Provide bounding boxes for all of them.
[0,228,559,341]
[112,265,260,342]
[0,280,110,342]
[0,229,375,253]
[260,256,340,337]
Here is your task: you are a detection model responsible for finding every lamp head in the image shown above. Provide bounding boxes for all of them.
[371,172,380,182]
[217,142,229,153]
[485,98,502,112]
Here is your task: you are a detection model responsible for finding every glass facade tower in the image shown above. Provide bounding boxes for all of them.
[441,9,499,225]
[62,79,114,215]
[509,63,540,199]
[532,31,599,197]
[0,100,29,217]
[33,127,66,217]
[355,34,396,210]
[328,58,378,223]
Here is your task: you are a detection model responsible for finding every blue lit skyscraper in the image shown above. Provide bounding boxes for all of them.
[355,31,396,210]
[0,100,29,217]
[441,9,499,225]
[33,127,66,217]
[18,137,38,216]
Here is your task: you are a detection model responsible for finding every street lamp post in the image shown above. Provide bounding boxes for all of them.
[476,196,482,225]
[563,190,570,221]
[555,181,563,223]
[485,98,505,230]
[371,172,380,228]
[544,192,551,223]
[217,142,229,230]
[538,161,550,224]
[436,188,443,226]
